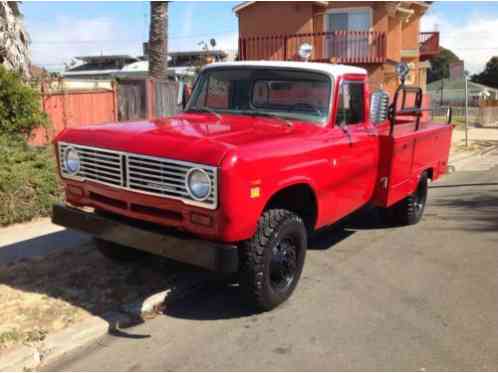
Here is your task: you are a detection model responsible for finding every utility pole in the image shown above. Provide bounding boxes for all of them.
[464,72,469,147]
[440,78,444,106]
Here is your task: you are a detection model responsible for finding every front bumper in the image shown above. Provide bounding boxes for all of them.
[52,203,239,273]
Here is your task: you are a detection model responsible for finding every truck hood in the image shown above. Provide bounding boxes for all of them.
[56,112,309,166]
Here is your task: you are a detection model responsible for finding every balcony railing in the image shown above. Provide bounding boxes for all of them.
[239,31,387,64]
[419,32,440,60]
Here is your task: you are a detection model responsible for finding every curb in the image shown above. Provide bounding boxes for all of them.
[0,292,166,371]
[0,274,226,371]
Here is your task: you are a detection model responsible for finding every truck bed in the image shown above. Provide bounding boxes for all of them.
[373,119,453,207]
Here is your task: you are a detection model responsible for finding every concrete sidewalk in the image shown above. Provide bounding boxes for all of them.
[451,126,498,150]
[0,218,89,265]
[448,126,498,169]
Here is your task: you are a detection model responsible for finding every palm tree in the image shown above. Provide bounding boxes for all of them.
[148,1,168,79]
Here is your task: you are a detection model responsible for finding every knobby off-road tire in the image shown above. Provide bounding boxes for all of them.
[95,239,146,262]
[239,209,307,311]
[379,172,429,226]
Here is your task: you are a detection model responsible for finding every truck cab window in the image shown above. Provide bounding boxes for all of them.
[187,69,331,125]
[337,81,364,125]
[205,75,230,109]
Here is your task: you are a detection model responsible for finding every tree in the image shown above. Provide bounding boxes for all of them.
[427,47,461,83]
[148,2,168,79]
[0,65,48,138]
[472,56,498,89]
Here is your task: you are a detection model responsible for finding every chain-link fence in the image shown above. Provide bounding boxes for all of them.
[430,105,498,127]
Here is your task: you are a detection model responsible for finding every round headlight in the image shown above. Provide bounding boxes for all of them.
[64,147,80,175]
[186,168,211,201]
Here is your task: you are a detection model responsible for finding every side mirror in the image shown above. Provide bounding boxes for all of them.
[370,90,390,125]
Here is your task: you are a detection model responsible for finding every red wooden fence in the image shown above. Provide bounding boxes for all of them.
[30,84,118,146]
[29,79,179,146]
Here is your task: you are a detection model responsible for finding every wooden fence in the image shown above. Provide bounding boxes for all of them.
[30,83,118,146]
[117,79,147,121]
[154,80,180,118]
[30,78,180,146]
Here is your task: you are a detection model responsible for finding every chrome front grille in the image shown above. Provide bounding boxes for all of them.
[59,143,123,187]
[58,142,218,209]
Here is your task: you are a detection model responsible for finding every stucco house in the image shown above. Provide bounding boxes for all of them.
[235,1,439,95]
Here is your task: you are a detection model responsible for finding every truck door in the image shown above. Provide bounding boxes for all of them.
[323,78,378,222]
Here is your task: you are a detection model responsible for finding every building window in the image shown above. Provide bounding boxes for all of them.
[325,8,372,59]
[325,9,372,32]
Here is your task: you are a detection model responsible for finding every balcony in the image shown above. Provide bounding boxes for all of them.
[419,32,440,61]
[238,31,387,64]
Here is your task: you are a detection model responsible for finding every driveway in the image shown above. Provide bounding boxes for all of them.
[44,158,498,371]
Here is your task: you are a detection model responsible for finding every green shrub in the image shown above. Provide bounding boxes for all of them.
[0,135,62,226]
[0,66,49,138]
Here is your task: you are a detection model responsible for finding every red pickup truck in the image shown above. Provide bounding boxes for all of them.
[52,61,452,311]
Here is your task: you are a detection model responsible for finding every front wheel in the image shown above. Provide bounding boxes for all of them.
[239,209,307,311]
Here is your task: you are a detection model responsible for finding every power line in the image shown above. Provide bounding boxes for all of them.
[30,29,238,45]
[448,46,498,50]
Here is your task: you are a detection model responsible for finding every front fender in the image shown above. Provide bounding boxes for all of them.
[217,151,323,242]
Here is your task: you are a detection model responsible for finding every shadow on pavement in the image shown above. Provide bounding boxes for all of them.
[430,192,498,232]
[0,207,388,334]
[0,236,217,347]
[162,281,258,321]
[162,207,386,321]
[430,182,498,189]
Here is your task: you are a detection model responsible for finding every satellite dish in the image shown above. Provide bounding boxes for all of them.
[298,43,313,62]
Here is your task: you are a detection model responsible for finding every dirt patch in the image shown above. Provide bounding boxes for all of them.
[0,241,210,354]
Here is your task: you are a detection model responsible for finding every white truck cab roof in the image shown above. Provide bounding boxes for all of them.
[203,60,367,80]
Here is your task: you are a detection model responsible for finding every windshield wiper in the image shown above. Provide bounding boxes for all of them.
[186,107,222,120]
[239,111,293,127]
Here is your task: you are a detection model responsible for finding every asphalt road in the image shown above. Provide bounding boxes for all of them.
[46,157,498,371]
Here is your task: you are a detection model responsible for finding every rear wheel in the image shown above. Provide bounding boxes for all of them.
[379,172,429,226]
[95,239,146,262]
[239,209,307,311]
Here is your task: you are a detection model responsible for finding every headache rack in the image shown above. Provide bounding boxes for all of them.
[388,83,452,136]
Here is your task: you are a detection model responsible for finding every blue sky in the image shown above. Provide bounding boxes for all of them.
[21,1,498,74]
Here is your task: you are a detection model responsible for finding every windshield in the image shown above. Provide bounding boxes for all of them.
[186,68,332,125]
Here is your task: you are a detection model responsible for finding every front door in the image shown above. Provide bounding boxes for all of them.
[322,77,378,223]
[325,9,371,60]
